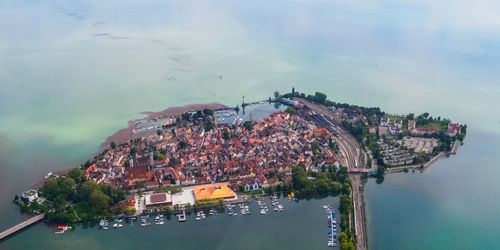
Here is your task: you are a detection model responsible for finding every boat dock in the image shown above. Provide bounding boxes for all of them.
[177,210,186,222]
[324,205,337,247]
[0,214,44,241]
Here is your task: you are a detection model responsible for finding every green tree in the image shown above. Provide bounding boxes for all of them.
[339,232,355,250]
[110,141,116,149]
[222,131,231,140]
[203,109,214,116]
[68,168,83,183]
[243,121,253,130]
[285,106,297,115]
[124,207,136,215]
[315,92,327,104]
[89,190,110,212]
[274,91,280,99]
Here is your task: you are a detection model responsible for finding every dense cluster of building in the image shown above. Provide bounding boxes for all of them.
[83,111,339,198]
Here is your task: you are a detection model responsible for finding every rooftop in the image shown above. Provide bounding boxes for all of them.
[193,183,235,201]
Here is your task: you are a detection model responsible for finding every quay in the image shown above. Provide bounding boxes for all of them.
[241,99,270,107]
[0,214,44,241]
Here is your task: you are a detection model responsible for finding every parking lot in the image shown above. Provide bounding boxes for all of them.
[378,139,415,166]
[398,137,438,154]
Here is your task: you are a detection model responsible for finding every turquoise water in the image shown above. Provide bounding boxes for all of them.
[1,0,499,249]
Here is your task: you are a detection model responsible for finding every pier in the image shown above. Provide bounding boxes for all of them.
[177,210,186,222]
[0,214,44,241]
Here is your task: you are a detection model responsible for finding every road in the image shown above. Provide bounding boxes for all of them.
[298,98,369,250]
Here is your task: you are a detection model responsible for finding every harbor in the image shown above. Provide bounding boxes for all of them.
[22,196,340,249]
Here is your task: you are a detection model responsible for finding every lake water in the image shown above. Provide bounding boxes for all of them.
[1,0,499,249]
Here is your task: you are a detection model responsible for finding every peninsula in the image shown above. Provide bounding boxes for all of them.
[9,90,466,249]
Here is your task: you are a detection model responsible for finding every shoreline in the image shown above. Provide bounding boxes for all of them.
[98,102,229,152]
[12,94,465,250]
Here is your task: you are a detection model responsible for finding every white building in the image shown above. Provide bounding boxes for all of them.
[22,190,38,202]
[282,98,299,106]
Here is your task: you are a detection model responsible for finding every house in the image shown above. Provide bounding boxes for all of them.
[145,180,159,190]
[447,123,461,137]
[408,120,416,131]
[368,126,377,134]
[389,125,402,135]
[22,190,38,202]
[313,128,329,138]
[244,182,260,191]
[135,155,152,168]
[380,118,389,127]
[127,166,153,183]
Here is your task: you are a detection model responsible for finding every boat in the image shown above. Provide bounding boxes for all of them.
[55,229,65,235]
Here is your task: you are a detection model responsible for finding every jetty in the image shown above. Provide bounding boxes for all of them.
[177,210,186,222]
[0,214,44,240]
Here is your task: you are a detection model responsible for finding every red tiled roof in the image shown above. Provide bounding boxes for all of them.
[150,193,167,203]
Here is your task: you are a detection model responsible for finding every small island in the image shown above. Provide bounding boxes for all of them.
[10,89,465,250]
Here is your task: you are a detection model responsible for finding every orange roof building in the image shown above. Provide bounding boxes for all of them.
[313,128,329,138]
[193,183,236,201]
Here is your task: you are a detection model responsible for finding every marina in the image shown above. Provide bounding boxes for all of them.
[324,205,338,247]
[93,196,292,231]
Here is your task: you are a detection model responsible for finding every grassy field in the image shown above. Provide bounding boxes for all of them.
[417,122,446,131]
[384,114,406,121]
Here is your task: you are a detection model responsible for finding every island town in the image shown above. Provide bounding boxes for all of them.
[5,90,466,250]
